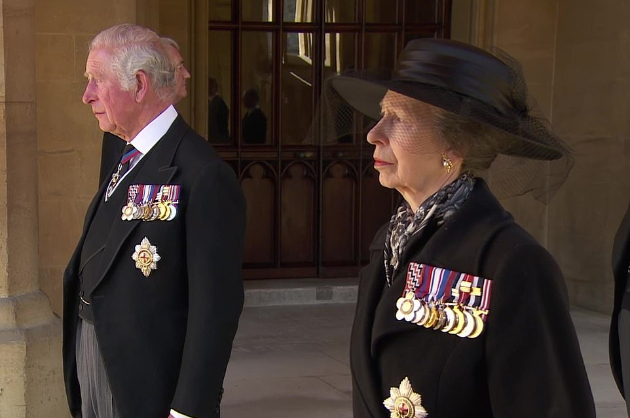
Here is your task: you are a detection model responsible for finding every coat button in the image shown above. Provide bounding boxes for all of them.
[78,304,83,311]
[80,291,84,297]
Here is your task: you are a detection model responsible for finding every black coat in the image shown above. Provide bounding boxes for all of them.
[208,96,230,144]
[63,116,246,418]
[241,108,267,144]
[99,132,126,185]
[351,180,595,418]
[610,197,630,395]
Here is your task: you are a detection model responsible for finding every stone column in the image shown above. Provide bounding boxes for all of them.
[0,0,68,417]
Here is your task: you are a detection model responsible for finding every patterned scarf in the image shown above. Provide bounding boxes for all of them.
[384,173,476,286]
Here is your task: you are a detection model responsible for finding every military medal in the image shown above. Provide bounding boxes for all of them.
[167,204,177,221]
[468,311,485,339]
[121,203,135,221]
[121,185,140,221]
[398,263,493,338]
[383,377,428,418]
[131,237,161,277]
[458,309,476,337]
[396,292,421,322]
[441,305,456,332]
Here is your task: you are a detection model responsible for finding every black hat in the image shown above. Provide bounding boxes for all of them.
[329,38,569,161]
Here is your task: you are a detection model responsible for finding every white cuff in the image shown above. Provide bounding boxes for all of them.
[170,409,193,418]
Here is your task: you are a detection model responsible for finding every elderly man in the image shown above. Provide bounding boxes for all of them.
[98,36,191,184]
[63,24,245,418]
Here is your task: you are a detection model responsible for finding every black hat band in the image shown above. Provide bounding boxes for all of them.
[394,49,514,116]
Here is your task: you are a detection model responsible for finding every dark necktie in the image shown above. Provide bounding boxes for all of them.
[106,144,141,199]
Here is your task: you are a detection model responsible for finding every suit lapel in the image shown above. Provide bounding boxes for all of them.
[87,116,189,295]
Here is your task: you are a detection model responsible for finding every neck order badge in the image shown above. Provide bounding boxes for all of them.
[107,144,141,199]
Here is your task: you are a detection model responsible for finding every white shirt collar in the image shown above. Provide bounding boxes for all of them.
[129,105,178,154]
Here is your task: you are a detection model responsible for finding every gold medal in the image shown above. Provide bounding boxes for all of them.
[157,202,168,220]
[142,204,152,220]
[457,310,476,338]
[423,304,438,328]
[468,311,485,339]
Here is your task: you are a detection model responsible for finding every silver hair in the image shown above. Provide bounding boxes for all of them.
[161,37,180,51]
[89,24,175,101]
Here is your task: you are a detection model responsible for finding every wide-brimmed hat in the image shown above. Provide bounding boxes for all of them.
[329,38,568,161]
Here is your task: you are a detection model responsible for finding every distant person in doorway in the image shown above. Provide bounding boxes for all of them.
[207,77,230,143]
[241,88,267,144]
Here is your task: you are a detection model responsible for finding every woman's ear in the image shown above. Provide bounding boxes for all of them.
[444,147,464,165]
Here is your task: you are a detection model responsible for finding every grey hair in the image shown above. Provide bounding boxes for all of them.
[90,24,175,101]
[434,109,516,174]
[161,37,180,51]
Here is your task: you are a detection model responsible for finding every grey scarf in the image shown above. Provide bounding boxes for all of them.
[384,173,476,286]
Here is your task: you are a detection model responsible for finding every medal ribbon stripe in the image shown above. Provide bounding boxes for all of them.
[427,267,441,302]
[479,278,493,321]
[468,276,481,308]
[417,265,433,299]
[452,272,466,303]
[457,274,474,306]
[404,263,424,296]
[442,270,459,302]
[121,148,141,165]
[431,268,446,302]
[436,268,451,302]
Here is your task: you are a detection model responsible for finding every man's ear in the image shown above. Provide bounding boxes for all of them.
[134,71,150,102]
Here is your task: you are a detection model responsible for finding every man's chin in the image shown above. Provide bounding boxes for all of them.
[97,120,116,133]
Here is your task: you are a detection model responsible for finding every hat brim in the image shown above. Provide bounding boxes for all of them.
[329,75,567,161]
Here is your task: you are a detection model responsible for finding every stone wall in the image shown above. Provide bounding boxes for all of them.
[547,0,630,313]
[489,0,630,314]
[35,0,138,316]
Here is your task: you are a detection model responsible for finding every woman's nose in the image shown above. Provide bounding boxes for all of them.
[367,117,389,145]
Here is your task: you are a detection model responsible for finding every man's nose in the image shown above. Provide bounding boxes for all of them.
[82,81,96,105]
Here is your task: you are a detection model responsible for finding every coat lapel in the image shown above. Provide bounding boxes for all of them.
[87,115,189,296]
[351,232,390,418]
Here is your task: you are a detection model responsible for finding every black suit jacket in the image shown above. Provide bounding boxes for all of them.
[99,132,126,185]
[352,180,595,418]
[63,116,246,418]
[611,197,630,395]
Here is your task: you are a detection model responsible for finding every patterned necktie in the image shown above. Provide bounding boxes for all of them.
[106,143,141,199]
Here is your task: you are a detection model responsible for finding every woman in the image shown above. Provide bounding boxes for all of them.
[329,39,595,417]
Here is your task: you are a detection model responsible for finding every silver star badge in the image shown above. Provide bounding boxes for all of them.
[131,237,161,277]
[383,377,428,418]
